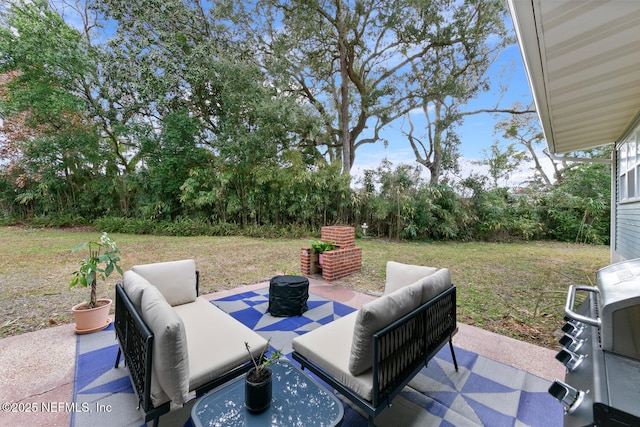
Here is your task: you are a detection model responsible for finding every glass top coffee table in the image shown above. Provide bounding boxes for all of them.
[191,359,344,427]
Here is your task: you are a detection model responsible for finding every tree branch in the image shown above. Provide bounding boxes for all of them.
[461,108,536,116]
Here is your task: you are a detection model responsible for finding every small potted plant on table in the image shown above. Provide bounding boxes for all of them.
[244,340,282,413]
[69,232,123,334]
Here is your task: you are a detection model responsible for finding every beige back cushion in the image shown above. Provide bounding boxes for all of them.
[418,268,452,304]
[349,283,421,375]
[140,285,190,406]
[385,261,438,294]
[132,259,197,307]
[122,270,151,312]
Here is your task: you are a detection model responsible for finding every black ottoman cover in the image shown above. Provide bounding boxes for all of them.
[268,275,309,317]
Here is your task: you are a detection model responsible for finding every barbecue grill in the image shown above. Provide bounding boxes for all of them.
[549,258,640,426]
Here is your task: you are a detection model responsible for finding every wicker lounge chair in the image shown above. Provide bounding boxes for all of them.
[292,261,458,426]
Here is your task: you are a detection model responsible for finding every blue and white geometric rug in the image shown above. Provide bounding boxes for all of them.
[72,287,563,426]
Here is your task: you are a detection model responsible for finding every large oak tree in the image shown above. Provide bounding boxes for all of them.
[251,0,509,174]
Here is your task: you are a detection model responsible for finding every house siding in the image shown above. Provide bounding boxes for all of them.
[613,120,640,262]
[615,200,640,260]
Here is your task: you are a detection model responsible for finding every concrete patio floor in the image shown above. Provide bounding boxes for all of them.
[0,278,566,427]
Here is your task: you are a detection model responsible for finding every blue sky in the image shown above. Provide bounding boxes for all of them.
[351,41,540,186]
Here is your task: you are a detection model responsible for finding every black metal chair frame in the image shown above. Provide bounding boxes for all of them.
[113,271,255,426]
[293,285,458,427]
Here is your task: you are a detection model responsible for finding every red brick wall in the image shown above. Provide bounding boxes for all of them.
[301,248,310,275]
[321,226,355,248]
[300,247,320,275]
[321,246,362,281]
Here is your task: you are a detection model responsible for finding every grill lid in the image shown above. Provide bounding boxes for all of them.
[596,259,640,360]
[597,258,640,309]
[597,258,640,291]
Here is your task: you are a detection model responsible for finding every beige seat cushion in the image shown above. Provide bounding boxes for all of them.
[132,259,197,306]
[173,297,269,391]
[349,283,422,375]
[123,270,151,312]
[418,268,452,304]
[385,261,438,294]
[140,285,190,406]
[292,312,375,401]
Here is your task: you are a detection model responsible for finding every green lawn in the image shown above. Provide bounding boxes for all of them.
[0,226,609,349]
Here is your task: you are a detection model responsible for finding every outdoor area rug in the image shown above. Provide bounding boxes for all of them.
[72,287,563,426]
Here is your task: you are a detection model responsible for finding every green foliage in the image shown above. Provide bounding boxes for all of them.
[482,142,529,187]
[0,1,611,246]
[134,110,209,220]
[309,240,337,253]
[27,214,88,228]
[410,184,469,240]
[0,0,92,127]
[536,190,609,245]
[350,162,469,241]
[533,149,610,244]
[460,146,611,244]
[94,216,315,239]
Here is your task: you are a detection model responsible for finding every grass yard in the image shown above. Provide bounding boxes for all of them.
[0,226,610,349]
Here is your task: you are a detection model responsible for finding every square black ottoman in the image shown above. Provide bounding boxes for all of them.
[268,275,309,317]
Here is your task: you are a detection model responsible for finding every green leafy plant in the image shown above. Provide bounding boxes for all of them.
[309,239,337,254]
[69,232,123,308]
[244,339,282,382]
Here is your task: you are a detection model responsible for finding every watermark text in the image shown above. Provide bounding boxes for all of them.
[1,401,113,413]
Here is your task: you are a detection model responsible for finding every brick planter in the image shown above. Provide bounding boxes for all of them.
[321,226,356,249]
[301,226,362,281]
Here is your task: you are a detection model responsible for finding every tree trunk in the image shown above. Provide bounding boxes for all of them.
[338,2,351,174]
[406,102,443,185]
[429,103,444,185]
[524,141,552,187]
[90,278,97,309]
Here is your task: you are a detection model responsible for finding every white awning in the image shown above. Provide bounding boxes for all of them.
[507,0,640,154]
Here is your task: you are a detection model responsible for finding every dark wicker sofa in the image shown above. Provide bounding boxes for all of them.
[292,261,458,426]
[114,259,268,426]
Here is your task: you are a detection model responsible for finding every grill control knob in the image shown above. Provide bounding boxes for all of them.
[548,379,585,414]
[561,321,587,339]
[559,334,586,352]
[555,348,586,372]
[563,315,580,326]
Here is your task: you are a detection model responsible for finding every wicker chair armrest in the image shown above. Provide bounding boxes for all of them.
[114,284,154,412]
[372,286,457,407]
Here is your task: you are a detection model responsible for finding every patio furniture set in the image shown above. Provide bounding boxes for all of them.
[114,259,458,426]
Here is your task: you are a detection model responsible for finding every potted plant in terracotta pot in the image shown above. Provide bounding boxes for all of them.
[244,340,282,413]
[69,232,123,334]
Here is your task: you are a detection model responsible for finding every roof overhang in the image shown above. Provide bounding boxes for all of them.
[507,0,640,154]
